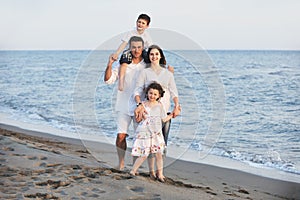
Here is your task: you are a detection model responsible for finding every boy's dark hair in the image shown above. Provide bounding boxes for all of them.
[145,82,165,101]
[137,14,151,25]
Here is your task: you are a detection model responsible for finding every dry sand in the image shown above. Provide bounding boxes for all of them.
[0,125,299,200]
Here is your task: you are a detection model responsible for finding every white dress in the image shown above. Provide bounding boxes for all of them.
[131,103,166,157]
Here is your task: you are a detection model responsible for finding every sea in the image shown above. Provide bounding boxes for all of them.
[0,50,299,183]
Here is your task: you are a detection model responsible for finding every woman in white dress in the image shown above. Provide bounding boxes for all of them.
[133,45,181,180]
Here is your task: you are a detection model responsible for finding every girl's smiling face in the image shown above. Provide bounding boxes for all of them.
[147,88,160,102]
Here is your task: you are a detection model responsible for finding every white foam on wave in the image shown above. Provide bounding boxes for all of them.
[1,113,299,184]
[166,144,300,184]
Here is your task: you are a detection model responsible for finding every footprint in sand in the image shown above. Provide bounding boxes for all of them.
[127,185,161,200]
[26,156,38,160]
[128,186,145,193]
[91,188,106,193]
[2,146,14,151]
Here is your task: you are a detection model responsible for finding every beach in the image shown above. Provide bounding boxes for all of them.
[0,124,299,200]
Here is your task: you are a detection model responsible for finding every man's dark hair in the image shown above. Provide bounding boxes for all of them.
[129,36,144,47]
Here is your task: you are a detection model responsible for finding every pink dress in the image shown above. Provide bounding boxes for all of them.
[131,103,166,157]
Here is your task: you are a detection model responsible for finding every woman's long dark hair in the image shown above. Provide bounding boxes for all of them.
[145,45,166,68]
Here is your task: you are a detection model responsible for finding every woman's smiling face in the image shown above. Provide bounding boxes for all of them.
[149,48,161,64]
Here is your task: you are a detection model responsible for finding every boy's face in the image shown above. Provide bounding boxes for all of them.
[136,19,149,31]
[130,41,144,58]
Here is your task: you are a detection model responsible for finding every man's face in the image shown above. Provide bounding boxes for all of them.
[130,41,143,58]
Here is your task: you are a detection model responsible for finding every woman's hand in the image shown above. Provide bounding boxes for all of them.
[172,105,181,118]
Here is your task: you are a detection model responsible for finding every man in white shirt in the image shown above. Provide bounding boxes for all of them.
[104,36,146,170]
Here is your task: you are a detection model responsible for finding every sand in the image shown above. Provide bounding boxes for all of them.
[0,124,299,200]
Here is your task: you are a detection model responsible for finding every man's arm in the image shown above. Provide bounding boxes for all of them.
[104,55,115,82]
[111,41,128,61]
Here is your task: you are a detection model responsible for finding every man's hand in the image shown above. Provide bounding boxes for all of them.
[111,53,118,61]
[109,54,117,64]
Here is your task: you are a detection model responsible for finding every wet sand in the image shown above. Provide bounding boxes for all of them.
[0,124,299,200]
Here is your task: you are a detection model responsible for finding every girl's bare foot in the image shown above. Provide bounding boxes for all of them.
[149,171,157,180]
[129,170,136,176]
[157,175,165,183]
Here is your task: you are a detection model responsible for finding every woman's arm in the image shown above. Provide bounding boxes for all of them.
[162,113,173,123]
[168,72,181,118]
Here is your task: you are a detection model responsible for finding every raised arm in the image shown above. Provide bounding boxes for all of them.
[111,41,128,61]
[104,55,115,81]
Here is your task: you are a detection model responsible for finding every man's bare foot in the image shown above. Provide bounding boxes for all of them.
[116,164,125,171]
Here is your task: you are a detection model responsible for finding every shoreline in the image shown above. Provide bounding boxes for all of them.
[0,124,299,199]
[1,116,299,184]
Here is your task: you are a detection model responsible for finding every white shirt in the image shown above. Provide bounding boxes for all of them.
[105,61,146,116]
[134,67,178,112]
[122,29,153,49]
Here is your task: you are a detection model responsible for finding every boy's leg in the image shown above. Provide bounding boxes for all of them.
[118,63,127,91]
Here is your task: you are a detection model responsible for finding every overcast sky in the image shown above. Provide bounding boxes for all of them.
[1,0,299,50]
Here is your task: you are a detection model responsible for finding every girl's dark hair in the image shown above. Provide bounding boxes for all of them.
[145,82,165,101]
[145,45,167,67]
[137,14,151,25]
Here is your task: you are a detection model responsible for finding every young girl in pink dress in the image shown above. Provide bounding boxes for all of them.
[130,82,172,182]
